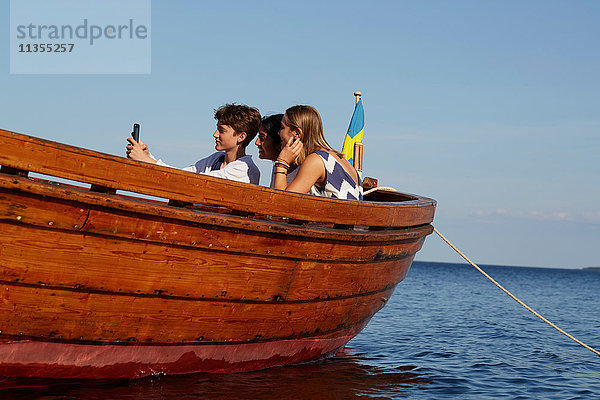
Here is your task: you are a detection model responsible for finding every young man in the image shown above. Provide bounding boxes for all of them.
[127,104,261,184]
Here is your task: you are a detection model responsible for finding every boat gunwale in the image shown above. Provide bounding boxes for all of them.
[0,128,436,228]
[0,168,434,244]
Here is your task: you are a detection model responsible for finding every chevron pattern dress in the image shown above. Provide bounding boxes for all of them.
[309,150,363,200]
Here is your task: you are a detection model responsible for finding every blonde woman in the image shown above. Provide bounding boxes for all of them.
[273,105,362,200]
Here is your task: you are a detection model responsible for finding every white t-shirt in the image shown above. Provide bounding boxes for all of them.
[154,152,260,184]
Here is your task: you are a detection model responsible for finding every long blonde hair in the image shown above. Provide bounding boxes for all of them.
[282,105,342,165]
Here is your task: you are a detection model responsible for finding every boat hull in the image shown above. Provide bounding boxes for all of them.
[0,128,436,379]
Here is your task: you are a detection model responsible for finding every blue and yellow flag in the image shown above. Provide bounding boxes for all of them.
[342,98,364,165]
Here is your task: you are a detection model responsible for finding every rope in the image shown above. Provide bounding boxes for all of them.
[433,226,600,357]
[363,186,397,196]
[363,183,598,356]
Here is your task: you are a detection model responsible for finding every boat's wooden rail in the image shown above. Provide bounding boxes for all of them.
[0,129,436,228]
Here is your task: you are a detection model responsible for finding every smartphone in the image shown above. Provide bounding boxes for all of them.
[132,123,140,142]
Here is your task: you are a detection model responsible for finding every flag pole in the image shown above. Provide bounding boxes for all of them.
[353,91,363,177]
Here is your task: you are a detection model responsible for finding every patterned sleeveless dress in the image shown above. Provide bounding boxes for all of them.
[309,150,363,200]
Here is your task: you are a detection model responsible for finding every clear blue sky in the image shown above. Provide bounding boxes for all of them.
[1,0,598,268]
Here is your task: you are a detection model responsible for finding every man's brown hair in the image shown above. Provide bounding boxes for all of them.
[214,104,261,148]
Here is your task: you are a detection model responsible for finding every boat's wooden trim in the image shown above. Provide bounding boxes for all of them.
[0,174,433,245]
[0,128,436,227]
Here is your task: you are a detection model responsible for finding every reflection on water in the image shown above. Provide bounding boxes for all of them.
[0,348,431,399]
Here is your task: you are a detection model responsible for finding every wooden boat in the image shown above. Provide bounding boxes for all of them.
[0,128,436,379]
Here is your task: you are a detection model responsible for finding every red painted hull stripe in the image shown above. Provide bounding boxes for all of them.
[0,335,354,379]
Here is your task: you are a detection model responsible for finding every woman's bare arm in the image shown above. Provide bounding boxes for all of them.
[285,153,326,194]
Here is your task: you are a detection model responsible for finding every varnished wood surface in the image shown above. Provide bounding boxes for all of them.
[0,171,424,345]
[0,283,395,343]
[0,128,436,357]
[0,223,417,302]
[0,128,436,227]
[0,175,433,244]
[0,182,429,263]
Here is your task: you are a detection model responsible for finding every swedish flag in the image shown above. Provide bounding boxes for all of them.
[342,98,364,165]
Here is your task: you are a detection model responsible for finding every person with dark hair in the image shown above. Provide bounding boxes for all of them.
[126,104,261,184]
[255,114,283,161]
[273,105,362,200]
[255,113,299,187]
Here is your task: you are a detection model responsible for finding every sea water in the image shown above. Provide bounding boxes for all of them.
[2,262,599,399]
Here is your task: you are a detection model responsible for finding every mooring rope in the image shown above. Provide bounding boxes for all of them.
[433,226,600,357]
[363,186,397,196]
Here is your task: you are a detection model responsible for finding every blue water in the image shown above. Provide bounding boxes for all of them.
[2,261,599,399]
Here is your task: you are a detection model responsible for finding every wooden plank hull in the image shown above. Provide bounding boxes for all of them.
[0,128,436,379]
